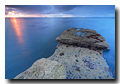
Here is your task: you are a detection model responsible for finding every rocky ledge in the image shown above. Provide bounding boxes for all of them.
[14,28,113,79]
[14,58,66,79]
[48,43,113,79]
[56,28,109,50]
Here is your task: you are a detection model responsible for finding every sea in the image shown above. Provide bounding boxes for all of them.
[5,17,115,79]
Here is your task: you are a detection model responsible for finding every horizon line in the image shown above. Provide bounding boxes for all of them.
[5,16,115,18]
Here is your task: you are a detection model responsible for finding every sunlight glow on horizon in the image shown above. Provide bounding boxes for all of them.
[6,11,24,17]
[5,11,114,18]
[5,14,75,17]
[5,11,75,17]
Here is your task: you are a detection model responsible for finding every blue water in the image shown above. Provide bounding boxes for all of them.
[5,17,115,79]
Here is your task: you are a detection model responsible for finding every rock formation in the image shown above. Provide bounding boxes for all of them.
[14,28,113,79]
[14,58,66,79]
[48,43,113,79]
[56,28,109,50]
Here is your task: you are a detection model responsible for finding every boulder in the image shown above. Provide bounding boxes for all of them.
[14,58,66,79]
[56,28,109,50]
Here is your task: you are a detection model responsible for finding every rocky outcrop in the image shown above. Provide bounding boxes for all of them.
[48,43,113,79]
[56,28,109,50]
[14,28,113,79]
[14,58,66,79]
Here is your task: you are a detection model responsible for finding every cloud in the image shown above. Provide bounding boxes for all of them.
[65,5,115,17]
[108,14,114,15]
[53,5,79,11]
[5,5,115,17]
[5,5,52,14]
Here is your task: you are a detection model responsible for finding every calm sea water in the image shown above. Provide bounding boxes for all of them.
[5,17,115,79]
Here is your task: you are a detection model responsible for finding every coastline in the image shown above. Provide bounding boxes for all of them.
[14,43,113,79]
[14,28,114,79]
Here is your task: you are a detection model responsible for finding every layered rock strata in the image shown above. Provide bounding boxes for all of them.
[14,28,113,79]
[56,28,109,50]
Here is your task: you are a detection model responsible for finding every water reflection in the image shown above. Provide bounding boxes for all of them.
[10,18,24,43]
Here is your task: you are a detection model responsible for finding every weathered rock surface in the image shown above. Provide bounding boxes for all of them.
[48,43,113,79]
[56,28,109,50]
[14,58,66,79]
[14,28,113,79]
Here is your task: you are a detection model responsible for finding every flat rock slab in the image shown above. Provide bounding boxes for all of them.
[14,58,66,79]
[56,28,109,50]
[48,43,113,79]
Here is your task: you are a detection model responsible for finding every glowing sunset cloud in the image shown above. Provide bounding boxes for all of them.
[5,12,41,17]
[8,12,14,15]
[5,11,74,17]
[5,11,25,17]
[5,6,75,17]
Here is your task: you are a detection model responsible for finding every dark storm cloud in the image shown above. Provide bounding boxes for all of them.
[5,5,52,13]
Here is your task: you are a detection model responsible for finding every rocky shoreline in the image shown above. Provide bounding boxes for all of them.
[14,28,113,79]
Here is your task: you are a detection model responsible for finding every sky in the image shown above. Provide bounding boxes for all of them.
[5,5,115,17]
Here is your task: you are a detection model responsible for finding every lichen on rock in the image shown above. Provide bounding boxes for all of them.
[48,43,113,79]
[56,28,109,50]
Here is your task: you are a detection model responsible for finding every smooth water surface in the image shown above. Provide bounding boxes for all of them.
[5,17,115,79]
